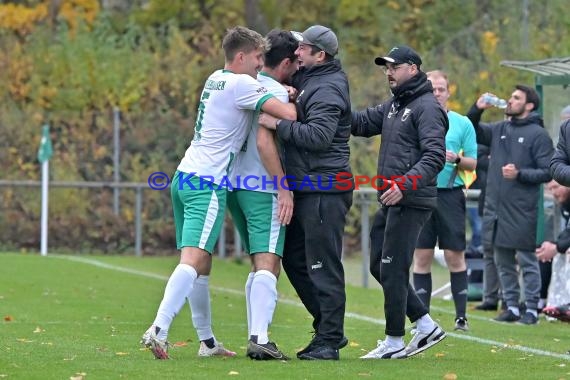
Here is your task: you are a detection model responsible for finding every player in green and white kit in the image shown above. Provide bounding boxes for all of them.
[141,26,297,360]
[228,30,299,360]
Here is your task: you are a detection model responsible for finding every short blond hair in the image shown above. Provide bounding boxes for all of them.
[222,26,269,62]
[426,70,449,89]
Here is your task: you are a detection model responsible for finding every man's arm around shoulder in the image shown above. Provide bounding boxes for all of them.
[261,97,296,120]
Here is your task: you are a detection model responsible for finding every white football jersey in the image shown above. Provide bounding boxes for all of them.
[230,72,289,193]
[177,69,273,185]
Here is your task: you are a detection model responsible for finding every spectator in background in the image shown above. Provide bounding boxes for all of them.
[467,86,553,325]
[535,106,570,312]
[544,106,570,324]
[413,70,477,332]
[536,180,570,312]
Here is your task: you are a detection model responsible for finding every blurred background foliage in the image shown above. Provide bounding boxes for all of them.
[1,0,570,254]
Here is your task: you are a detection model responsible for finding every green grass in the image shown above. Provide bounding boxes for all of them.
[1,252,568,380]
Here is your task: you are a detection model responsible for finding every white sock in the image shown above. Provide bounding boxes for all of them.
[245,272,255,337]
[416,314,436,333]
[508,306,520,316]
[250,270,277,344]
[385,335,405,349]
[153,264,197,340]
[188,275,214,341]
[527,308,537,318]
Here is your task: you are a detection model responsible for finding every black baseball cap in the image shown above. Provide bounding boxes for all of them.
[374,45,422,67]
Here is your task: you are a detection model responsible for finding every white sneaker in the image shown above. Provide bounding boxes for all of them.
[405,324,446,357]
[360,340,407,359]
[198,341,237,357]
[141,325,169,359]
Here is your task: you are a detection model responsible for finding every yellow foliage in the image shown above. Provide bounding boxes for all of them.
[59,0,100,30]
[8,53,33,101]
[481,31,499,53]
[0,0,99,35]
[0,3,47,34]
[123,207,134,223]
[479,71,489,81]
[387,1,401,10]
[448,83,457,97]
[93,145,108,160]
[447,100,461,112]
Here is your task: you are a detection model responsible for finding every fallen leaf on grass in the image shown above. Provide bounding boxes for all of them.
[63,356,76,361]
[0,374,8,378]
[350,341,360,347]
[435,352,445,358]
[173,341,188,347]
[115,352,129,356]
[443,373,457,380]
[16,338,33,343]
[358,372,372,377]
[41,342,53,346]
[70,372,87,380]
[4,315,13,322]
[558,364,567,367]
[33,326,44,333]
[228,371,239,375]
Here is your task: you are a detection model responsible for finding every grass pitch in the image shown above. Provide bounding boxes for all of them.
[1,252,568,379]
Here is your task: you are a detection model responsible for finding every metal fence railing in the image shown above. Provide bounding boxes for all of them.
[0,180,559,287]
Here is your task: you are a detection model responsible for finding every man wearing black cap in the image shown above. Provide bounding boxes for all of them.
[351,45,448,359]
[259,25,354,360]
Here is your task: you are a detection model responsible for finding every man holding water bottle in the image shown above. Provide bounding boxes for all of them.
[466,85,554,324]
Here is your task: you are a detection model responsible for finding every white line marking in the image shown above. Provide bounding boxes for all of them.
[53,255,570,360]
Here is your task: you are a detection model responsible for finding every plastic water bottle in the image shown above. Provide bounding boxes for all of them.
[483,94,507,109]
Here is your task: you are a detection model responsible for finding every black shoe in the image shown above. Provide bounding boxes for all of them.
[296,334,319,358]
[475,301,498,311]
[246,340,289,360]
[337,336,348,349]
[454,317,469,331]
[517,312,538,325]
[494,309,520,322]
[298,345,339,360]
[296,335,347,358]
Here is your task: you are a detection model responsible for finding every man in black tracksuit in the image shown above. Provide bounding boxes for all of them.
[258,25,354,360]
[467,85,553,325]
[351,45,448,359]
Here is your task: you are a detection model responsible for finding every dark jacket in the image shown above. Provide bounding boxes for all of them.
[556,200,570,254]
[551,119,570,186]
[351,71,447,209]
[467,105,554,251]
[551,119,570,253]
[276,59,353,192]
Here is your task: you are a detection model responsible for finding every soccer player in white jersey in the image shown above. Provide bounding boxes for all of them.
[227,29,298,360]
[141,26,296,360]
